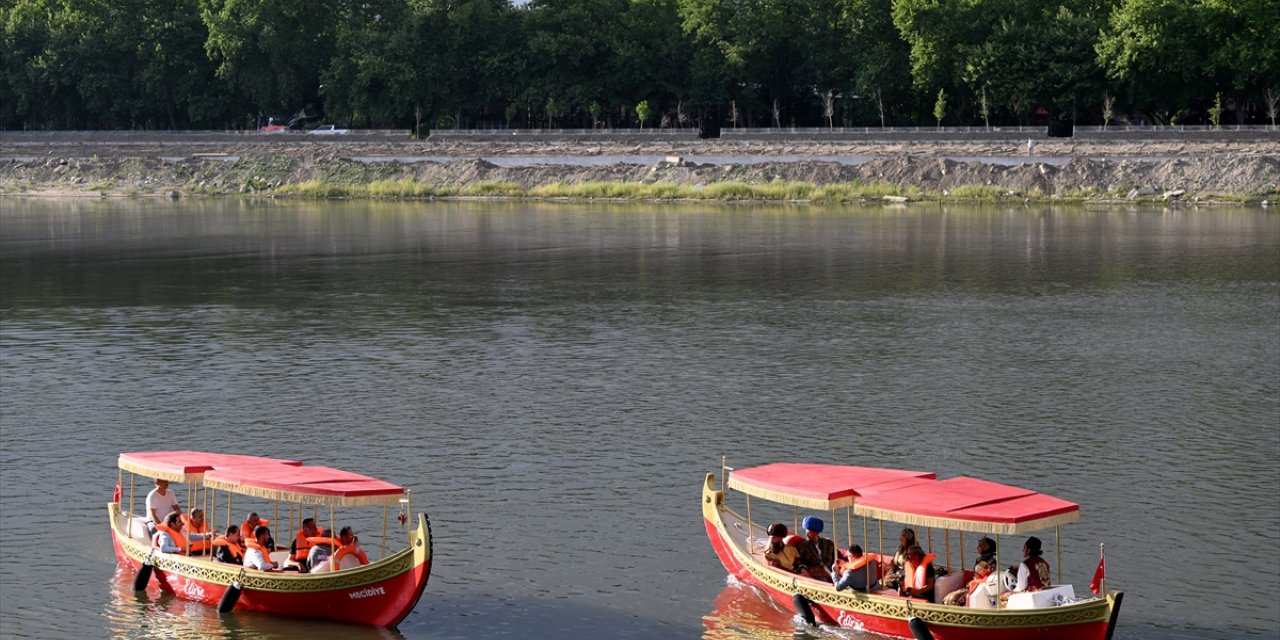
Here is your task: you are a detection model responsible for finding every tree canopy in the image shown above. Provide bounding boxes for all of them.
[2,0,1275,130]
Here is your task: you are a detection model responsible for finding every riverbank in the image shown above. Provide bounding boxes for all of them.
[1,137,1277,203]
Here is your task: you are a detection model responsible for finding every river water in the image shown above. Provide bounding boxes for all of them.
[0,199,1276,640]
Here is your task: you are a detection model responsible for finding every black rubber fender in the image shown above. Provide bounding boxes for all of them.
[218,582,242,613]
[792,593,816,626]
[908,615,934,640]
[132,562,153,592]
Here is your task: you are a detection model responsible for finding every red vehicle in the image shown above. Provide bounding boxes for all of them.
[110,451,432,628]
[703,460,1123,640]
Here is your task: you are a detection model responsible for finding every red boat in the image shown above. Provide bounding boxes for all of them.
[703,460,1123,640]
[109,451,432,628]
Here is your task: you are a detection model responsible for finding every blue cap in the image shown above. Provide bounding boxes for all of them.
[802,516,824,533]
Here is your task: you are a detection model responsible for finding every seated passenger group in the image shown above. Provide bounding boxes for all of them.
[762,520,1050,608]
[144,491,370,574]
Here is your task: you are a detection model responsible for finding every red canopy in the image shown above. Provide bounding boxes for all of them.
[727,463,936,510]
[118,451,302,483]
[202,464,405,507]
[854,476,1080,534]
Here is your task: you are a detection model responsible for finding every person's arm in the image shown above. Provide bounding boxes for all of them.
[156,532,182,554]
[1015,562,1029,591]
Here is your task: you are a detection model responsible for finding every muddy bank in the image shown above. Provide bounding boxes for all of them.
[1,139,1277,201]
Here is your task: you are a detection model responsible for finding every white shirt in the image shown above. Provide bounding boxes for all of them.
[146,487,179,522]
[244,546,274,571]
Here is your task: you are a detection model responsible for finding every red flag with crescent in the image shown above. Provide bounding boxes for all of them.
[113,481,121,503]
[1089,556,1106,595]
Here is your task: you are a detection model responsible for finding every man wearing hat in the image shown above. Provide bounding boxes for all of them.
[796,516,837,580]
[763,522,802,573]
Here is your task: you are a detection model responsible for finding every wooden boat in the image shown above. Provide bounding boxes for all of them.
[702,461,1123,640]
[109,451,431,628]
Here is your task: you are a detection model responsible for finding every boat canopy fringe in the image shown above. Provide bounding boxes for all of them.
[726,480,857,511]
[200,476,404,507]
[852,504,1081,535]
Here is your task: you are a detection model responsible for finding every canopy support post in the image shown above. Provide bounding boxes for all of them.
[945,529,950,571]
[126,473,135,537]
[1056,525,1062,585]
[959,531,965,574]
[382,504,389,559]
[746,496,753,550]
[996,533,1002,608]
[846,508,853,549]
[227,492,233,531]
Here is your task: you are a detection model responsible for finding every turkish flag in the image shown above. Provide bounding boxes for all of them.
[113,481,121,503]
[1089,556,1106,595]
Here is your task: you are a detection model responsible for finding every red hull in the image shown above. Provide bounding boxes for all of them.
[111,508,431,628]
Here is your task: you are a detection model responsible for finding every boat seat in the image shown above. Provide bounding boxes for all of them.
[124,517,151,543]
[934,572,966,604]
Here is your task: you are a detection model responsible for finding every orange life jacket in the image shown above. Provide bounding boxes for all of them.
[967,571,994,596]
[244,538,274,569]
[180,514,211,552]
[241,519,270,541]
[904,553,937,590]
[211,535,244,561]
[332,543,369,568]
[836,551,881,573]
[153,522,187,553]
[291,530,318,562]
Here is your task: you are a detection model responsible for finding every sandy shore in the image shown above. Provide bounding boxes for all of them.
[2,137,1277,201]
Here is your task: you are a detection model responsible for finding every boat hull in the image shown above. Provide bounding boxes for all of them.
[701,474,1118,640]
[110,503,431,628]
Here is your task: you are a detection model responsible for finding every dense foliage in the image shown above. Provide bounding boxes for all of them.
[2,0,1276,130]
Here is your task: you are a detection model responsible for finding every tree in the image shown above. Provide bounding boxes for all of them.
[1102,92,1115,128]
[933,88,946,128]
[846,0,912,128]
[1208,92,1222,128]
[200,0,341,116]
[636,99,651,128]
[1097,0,1213,123]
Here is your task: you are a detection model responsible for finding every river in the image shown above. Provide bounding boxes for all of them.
[1,199,1276,640]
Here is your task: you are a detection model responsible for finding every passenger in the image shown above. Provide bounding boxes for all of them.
[899,545,936,601]
[289,518,320,570]
[976,536,997,566]
[331,526,369,569]
[244,525,280,571]
[1011,536,1051,592]
[145,478,182,536]
[795,516,837,580]
[832,544,881,591]
[152,511,208,554]
[306,527,339,571]
[240,513,274,550]
[944,560,994,605]
[212,526,245,565]
[941,537,998,605]
[884,527,918,590]
[180,508,212,554]
[762,523,801,573]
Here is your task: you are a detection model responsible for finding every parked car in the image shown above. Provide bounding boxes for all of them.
[307,124,349,135]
